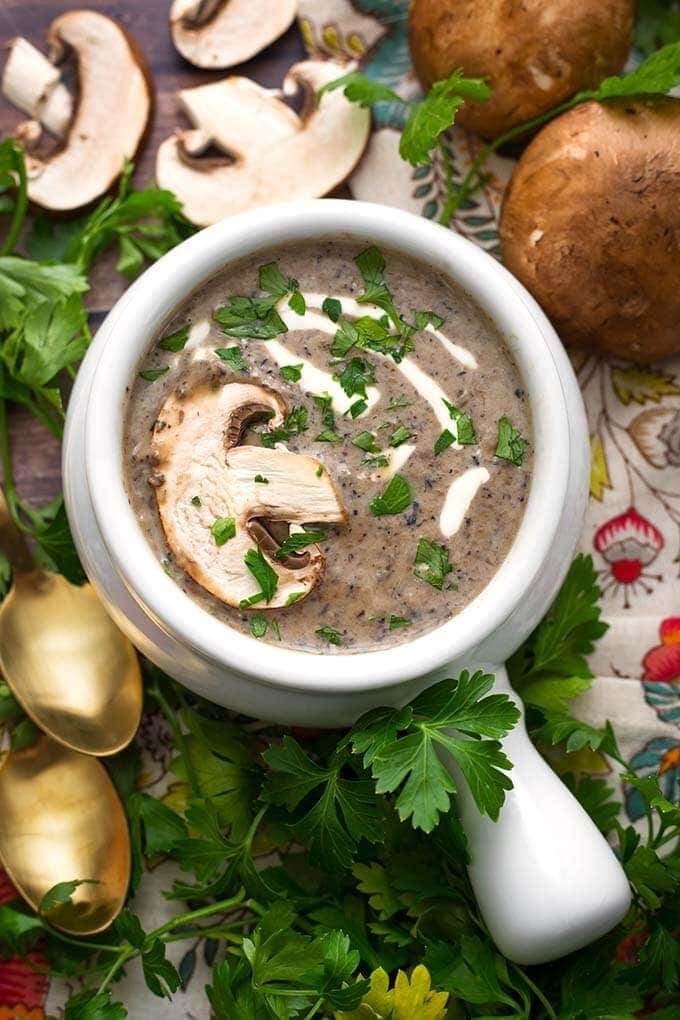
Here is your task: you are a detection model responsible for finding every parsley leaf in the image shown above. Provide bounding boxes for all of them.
[211,517,236,546]
[337,356,376,399]
[288,289,306,315]
[316,625,344,646]
[214,296,287,340]
[157,325,189,352]
[388,615,412,630]
[262,738,380,868]
[414,538,453,589]
[276,530,326,559]
[434,429,456,456]
[400,70,492,166]
[250,614,268,639]
[494,416,527,465]
[322,296,342,322]
[260,405,308,447]
[389,425,412,447]
[350,671,519,828]
[587,39,680,99]
[370,474,412,516]
[214,346,249,372]
[139,367,169,382]
[258,261,297,299]
[354,246,400,323]
[280,362,303,382]
[443,399,477,445]
[242,548,278,605]
[39,879,100,916]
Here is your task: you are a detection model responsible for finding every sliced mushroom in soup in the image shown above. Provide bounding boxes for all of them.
[123,240,532,652]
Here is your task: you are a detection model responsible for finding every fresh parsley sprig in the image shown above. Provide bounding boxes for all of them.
[322,41,680,226]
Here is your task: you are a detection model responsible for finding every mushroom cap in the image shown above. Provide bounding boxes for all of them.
[500,97,680,362]
[408,0,634,137]
[151,379,348,610]
[155,60,371,226]
[20,11,151,211]
[170,0,297,70]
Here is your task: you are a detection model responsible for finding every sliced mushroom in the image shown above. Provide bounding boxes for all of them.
[151,380,348,610]
[2,37,73,138]
[155,60,371,226]
[2,12,151,212]
[170,0,297,70]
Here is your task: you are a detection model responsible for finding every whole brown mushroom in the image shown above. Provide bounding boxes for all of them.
[408,0,634,137]
[500,97,680,362]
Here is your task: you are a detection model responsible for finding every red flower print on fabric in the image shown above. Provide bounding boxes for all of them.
[594,507,664,607]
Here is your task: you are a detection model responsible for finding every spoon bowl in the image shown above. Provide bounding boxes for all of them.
[0,491,143,756]
[0,734,130,934]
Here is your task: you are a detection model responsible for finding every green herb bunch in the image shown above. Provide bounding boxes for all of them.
[0,141,193,589]
[1,556,679,1017]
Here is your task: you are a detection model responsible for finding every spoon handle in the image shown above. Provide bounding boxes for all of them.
[0,486,36,578]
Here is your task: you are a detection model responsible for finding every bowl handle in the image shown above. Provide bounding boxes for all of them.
[447,664,631,965]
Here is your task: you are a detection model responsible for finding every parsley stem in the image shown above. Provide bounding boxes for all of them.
[147,676,201,798]
[512,964,557,1020]
[0,399,23,533]
[302,997,324,1019]
[0,141,28,256]
[437,138,457,227]
[442,91,592,222]
[97,944,136,995]
[148,887,247,941]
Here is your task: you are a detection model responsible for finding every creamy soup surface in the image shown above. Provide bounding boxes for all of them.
[123,239,532,653]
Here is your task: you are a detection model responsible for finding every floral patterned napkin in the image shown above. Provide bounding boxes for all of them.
[2,3,679,1017]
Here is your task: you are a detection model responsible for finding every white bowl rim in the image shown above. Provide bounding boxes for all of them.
[84,199,570,693]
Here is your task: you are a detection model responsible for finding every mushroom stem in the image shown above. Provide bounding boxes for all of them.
[2,37,73,138]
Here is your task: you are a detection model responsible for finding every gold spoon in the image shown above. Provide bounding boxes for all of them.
[0,734,130,934]
[0,488,143,756]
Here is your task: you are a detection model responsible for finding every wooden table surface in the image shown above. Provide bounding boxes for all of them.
[0,0,306,506]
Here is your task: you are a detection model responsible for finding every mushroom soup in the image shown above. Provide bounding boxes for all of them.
[123,240,532,653]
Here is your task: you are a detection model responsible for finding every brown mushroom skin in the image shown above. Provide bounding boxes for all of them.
[500,98,680,362]
[408,0,634,137]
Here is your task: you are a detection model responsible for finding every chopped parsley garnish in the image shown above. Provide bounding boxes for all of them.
[315,626,343,646]
[215,346,250,372]
[370,474,412,516]
[249,614,268,639]
[352,431,380,453]
[443,399,476,445]
[389,615,412,630]
[158,325,189,351]
[322,296,342,322]
[211,516,236,546]
[414,537,453,589]
[285,590,306,606]
[259,261,298,299]
[434,429,456,456]
[313,393,335,429]
[254,474,268,484]
[214,296,288,340]
[288,290,306,315]
[139,367,169,381]
[336,356,376,399]
[331,319,358,358]
[242,547,278,606]
[495,416,528,466]
[389,425,412,447]
[275,530,326,559]
[280,363,303,382]
[161,558,173,578]
[364,453,390,469]
[354,246,399,326]
[271,620,282,641]
[386,396,413,411]
[348,398,368,418]
[315,465,323,477]
[261,405,309,447]
[414,310,445,331]
[315,429,343,443]
[191,495,201,506]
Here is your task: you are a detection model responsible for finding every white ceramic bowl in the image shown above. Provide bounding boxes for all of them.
[64,199,630,965]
